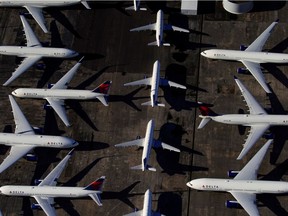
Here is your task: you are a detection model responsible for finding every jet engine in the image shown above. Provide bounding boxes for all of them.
[240,45,247,51]
[35,63,46,70]
[225,200,240,208]
[31,203,41,210]
[25,154,38,161]
[34,179,43,185]
[227,170,239,178]
[237,67,250,75]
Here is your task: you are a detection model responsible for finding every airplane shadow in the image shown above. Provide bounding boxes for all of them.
[262,64,288,89]
[157,192,182,216]
[251,1,286,12]
[37,20,66,88]
[156,122,208,175]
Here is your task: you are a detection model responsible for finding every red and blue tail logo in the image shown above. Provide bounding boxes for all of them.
[199,106,218,116]
[93,81,112,94]
[84,176,105,191]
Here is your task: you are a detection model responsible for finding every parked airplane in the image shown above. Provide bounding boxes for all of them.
[123,189,165,216]
[126,0,146,11]
[115,119,180,171]
[0,15,78,86]
[130,10,189,46]
[12,58,112,127]
[124,60,186,107]
[200,19,284,93]
[0,149,105,216]
[187,139,274,216]
[198,76,288,160]
[0,0,90,33]
[0,95,78,174]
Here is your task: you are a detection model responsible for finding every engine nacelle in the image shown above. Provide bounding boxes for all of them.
[31,203,41,210]
[225,200,240,208]
[263,133,274,139]
[47,83,54,89]
[41,41,50,47]
[239,45,247,51]
[35,63,46,70]
[33,127,44,134]
[227,170,239,178]
[25,154,38,161]
[34,179,43,185]
[237,67,250,75]
[43,103,52,110]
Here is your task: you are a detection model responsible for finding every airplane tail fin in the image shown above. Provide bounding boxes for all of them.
[92,81,112,95]
[81,0,91,9]
[141,101,165,107]
[84,176,106,191]
[199,106,218,116]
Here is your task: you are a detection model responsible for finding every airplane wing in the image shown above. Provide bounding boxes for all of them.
[39,149,74,187]
[245,20,279,52]
[52,58,84,89]
[229,192,259,216]
[8,95,35,135]
[235,139,272,180]
[239,61,271,94]
[45,98,70,127]
[153,140,180,152]
[237,124,270,160]
[20,15,41,47]
[0,145,35,173]
[24,6,48,33]
[130,24,156,32]
[124,78,152,86]
[159,78,186,89]
[234,76,268,114]
[3,56,42,86]
[123,210,143,216]
[115,138,145,148]
[33,196,56,216]
[164,24,189,33]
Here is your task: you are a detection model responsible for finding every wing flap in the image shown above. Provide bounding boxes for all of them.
[234,76,268,114]
[9,95,34,135]
[20,15,41,47]
[229,192,259,216]
[45,98,70,127]
[3,56,42,86]
[235,139,272,180]
[115,138,145,148]
[33,196,56,216]
[24,6,48,33]
[0,145,35,173]
[245,20,278,52]
[237,124,270,160]
[39,149,74,186]
[239,61,271,94]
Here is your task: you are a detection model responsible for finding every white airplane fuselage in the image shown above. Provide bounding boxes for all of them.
[0,185,98,198]
[209,114,288,126]
[187,178,288,194]
[201,49,288,64]
[142,120,154,171]
[143,189,152,216]
[0,0,82,7]
[0,46,78,58]
[12,88,104,100]
[0,133,77,148]
[150,61,160,107]
[155,10,164,47]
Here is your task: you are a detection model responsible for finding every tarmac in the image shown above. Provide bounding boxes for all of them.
[0,1,287,216]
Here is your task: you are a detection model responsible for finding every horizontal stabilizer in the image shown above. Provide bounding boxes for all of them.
[125,6,147,11]
[147,165,156,171]
[141,101,165,107]
[130,164,142,170]
[148,41,158,46]
[198,117,211,129]
[97,96,109,106]
[89,193,102,206]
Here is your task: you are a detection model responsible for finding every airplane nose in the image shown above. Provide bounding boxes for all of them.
[186,182,193,188]
[201,51,206,56]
